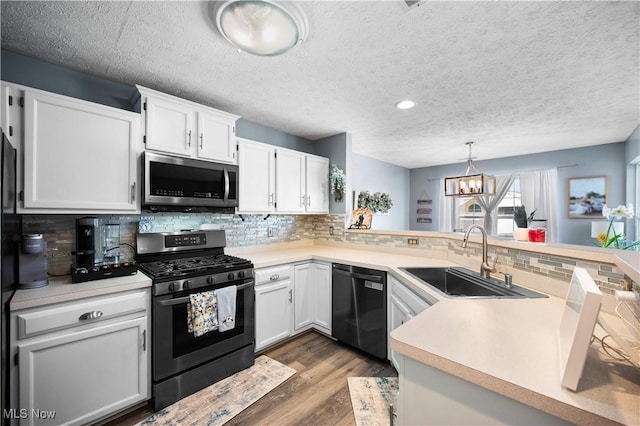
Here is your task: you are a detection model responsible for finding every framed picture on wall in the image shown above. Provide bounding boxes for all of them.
[568,176,607,218]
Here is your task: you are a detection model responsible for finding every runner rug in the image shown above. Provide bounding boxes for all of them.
[138,355,296,426]
[348,377,399,426]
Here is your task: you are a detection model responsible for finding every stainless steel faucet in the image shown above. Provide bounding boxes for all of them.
[461,225,497,279]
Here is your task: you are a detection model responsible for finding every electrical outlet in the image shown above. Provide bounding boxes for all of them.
[267,227,274,237]
[329,226,334,236]
[407,238,418,245]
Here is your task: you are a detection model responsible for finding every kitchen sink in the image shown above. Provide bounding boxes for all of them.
[399,267,547,299]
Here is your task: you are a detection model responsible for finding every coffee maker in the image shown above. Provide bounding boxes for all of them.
[71,217,135,283]
[75,217,103,267]
[18,233,48,289]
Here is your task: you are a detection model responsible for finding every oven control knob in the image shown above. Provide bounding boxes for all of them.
[227,272,236,280]
[169,282,180,292]
[183,280,191,290]
[237,270,245,279]
[207,276,215,284]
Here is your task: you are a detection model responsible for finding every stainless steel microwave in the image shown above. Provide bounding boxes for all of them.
[142,152,238,212]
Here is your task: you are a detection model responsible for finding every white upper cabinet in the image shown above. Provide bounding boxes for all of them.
[237,140,329,214]
[237,138,276,212]
[197,109,237,163]
[21,88,140,214]
[275,148,306,213]
[142,94,193,156]
[305,154,330,213]
[137,85,239,164]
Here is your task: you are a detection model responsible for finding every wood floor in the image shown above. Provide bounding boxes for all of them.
[106,331,397,426]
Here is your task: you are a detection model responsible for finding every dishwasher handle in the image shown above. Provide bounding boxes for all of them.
[332,267,383,282]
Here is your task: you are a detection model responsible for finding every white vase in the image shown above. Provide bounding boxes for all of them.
[514,227,529,241]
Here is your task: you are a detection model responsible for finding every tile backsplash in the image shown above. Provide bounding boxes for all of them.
[23,213,637,295]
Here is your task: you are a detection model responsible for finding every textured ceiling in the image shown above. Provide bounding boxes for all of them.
[1,1,638,169]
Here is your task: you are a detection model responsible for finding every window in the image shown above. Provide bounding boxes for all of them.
[453,177,521,235]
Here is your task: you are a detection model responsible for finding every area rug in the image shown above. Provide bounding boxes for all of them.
[348,377,399,426]
[138,356,296,426]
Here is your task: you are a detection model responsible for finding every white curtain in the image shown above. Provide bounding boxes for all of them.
[519,169,559,243]
[438,178,456,232]
[475,174,516,235]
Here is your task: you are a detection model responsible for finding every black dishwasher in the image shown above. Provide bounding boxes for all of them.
[332,263,387,359]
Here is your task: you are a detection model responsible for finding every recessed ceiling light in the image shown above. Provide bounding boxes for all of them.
[395,100,415,110]
[213,0,308,56]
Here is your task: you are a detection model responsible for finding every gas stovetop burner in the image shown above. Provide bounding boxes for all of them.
[138,254,251,280]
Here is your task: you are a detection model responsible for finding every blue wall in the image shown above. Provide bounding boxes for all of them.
[625,125,640,239]
[1,49,137,111]
[315,133,351,215]
[351,153,410,230]
[410,142,627,245]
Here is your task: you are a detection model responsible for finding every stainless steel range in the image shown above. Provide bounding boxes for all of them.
[136,230,255,411]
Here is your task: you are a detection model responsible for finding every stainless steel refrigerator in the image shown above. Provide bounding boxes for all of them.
[1,130,20,425]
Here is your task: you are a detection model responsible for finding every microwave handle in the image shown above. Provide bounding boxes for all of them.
[223,168,230,201]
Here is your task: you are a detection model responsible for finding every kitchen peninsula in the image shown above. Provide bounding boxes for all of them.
[8,233,639,425]
[228,234,639,426]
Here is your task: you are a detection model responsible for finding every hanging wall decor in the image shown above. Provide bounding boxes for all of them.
[568,176,607,218]
[416,199,432,223]
[357,191,393,214]
[330,164,346,202]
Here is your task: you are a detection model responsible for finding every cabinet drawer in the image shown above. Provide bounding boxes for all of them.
[391,277,431,317]
[255,265,292,285]
[17,291,148,339]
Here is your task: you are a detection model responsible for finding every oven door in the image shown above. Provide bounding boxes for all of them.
[153,277,254,381]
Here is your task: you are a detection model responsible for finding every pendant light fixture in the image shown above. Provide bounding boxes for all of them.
[213,0,308,56]
[444,141,496,197]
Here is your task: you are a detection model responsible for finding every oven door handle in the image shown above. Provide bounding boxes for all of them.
[156,281,254,307]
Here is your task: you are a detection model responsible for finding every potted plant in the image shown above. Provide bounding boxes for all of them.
[513,206,536,241]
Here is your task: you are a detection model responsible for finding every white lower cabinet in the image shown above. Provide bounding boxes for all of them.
[255,262,331,352]
[255,265,293,351]
[10,289,150,426]
[293,262,331,334]
[388,275,432,369]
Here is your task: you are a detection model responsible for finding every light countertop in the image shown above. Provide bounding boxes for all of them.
[10,271,152,311]
[232,241,639,425]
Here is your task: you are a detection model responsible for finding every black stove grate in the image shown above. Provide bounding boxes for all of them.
[137,253,252,280]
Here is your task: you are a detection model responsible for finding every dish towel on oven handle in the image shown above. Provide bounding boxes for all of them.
[187,291,218,337]
[216,285,237,332]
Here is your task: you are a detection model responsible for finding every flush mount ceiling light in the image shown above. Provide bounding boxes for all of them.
[214,0,308,56]
[395,100,415,110]
[444,141,496,197]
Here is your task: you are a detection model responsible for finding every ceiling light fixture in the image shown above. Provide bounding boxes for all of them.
[395,100,415,109]
[214,0,308,56]
[444,141,496,197]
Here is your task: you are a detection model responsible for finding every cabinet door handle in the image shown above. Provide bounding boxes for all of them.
[307,195,311,207]
[288,289,292,303]
[131,182,136,203]
[269,193,274,206]
[79,311,103,321]
[187,130,192,147]
[300,195,305,207]
[270,274,279,280]
[142,330,147,351]
[200,133,204,149]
